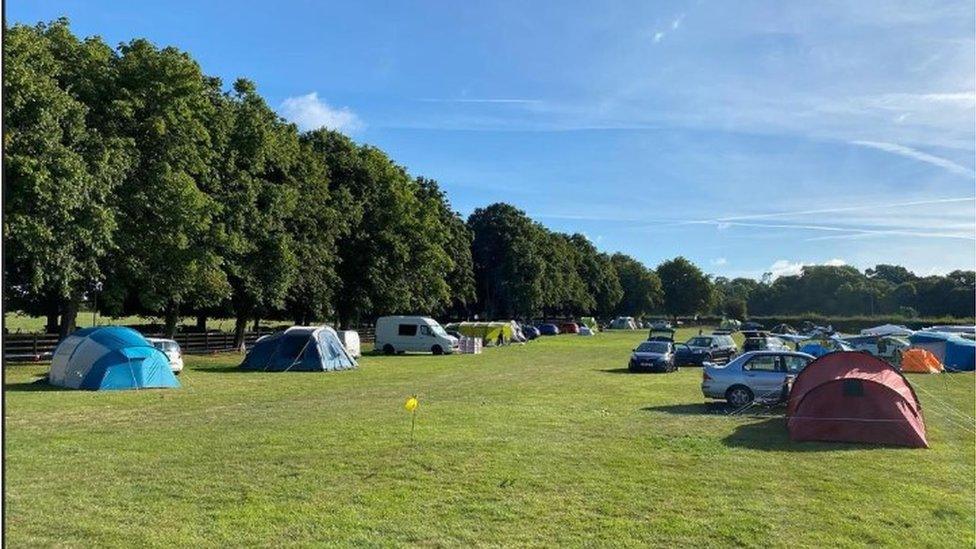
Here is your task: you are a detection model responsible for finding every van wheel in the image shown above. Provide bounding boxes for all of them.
[382,344,395,355]
[431,345,443,355]
[726,386,754,407]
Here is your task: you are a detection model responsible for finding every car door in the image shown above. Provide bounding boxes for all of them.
[741,354,785,398]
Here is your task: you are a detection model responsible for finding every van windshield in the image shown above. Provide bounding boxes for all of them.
[429,323,447,337]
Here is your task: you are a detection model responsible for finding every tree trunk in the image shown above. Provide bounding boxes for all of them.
[252,317,260,332]
[45,308,59,335]
[233,313,248,351]
[164,303,179,338]
[195,314,207,331]
[59,298,79,340]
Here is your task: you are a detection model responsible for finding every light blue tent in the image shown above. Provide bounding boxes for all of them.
[909,332,975,372]
[48,327,180,390]
[240,326,357,372]
[798,338,852,358]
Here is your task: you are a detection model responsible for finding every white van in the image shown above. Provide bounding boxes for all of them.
[375,316,458,355]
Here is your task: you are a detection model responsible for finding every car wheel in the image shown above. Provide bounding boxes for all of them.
[726,386,754,407]
[431,345,444,355]
[382,344,395,355]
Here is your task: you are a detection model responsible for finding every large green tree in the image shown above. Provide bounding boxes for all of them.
[99,38,230,336]
[3,20,131,336]
[210,79,303,345]
[656,256,713,318]
[569,235,622,317]
[610,253,662,318]
[306,130,452,326]
[416,177,475,317]
[468,203,545,319]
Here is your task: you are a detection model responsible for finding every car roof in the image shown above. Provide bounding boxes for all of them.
[738,350,814,359]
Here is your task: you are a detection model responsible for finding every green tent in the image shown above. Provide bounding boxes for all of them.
[454,322,514,345]
[580,317,599,332]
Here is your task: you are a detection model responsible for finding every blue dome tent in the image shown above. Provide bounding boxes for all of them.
[240,326,357,372]
[48,327,180,390]
[909,332,975,372]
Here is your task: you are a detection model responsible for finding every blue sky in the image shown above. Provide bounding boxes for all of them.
[10,1,976,279]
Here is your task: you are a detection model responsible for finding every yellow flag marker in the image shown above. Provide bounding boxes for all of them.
[405,395,419,442]
[405,396,418,412]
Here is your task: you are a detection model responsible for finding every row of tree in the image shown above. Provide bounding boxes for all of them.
[4,20,475,343]
[713,265,975,320]
[5,21,974,344]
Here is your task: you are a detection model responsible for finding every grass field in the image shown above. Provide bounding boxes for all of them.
[4,329,974,547]
[3,312,290,334]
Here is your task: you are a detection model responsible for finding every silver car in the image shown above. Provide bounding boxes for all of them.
[701,351,815,406]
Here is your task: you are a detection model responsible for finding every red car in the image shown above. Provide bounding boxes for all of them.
[560,322,580,334]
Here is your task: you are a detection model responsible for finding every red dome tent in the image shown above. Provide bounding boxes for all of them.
[787,351,927,448]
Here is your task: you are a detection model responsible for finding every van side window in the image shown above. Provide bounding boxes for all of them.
[398,324,418,336]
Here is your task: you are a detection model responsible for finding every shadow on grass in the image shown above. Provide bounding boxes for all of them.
[642,402,742,415]
[191,366,242,373]
[721,417,916,452]
[598,367,676,374]
[4,377,70,392]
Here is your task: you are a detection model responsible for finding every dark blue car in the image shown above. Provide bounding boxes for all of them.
[522,325,541,339]
[536,323,560,336]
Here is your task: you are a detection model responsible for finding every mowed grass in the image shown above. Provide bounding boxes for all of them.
[3,312,283,334]
[4,329,974,547]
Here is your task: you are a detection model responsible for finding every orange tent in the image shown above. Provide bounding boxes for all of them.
[900,348,944,374]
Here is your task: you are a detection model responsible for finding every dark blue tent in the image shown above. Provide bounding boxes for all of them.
[909,332,975,372]
[240,326,357,372]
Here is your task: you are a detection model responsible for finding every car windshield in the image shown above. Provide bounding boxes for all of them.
[153,341,179,352]
[637,342,669,353]
[687,337,712,347]
[429,323,448,337]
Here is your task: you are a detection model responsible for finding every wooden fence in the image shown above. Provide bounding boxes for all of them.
[3,326,375,364]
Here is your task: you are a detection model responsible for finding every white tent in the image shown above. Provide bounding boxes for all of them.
[610,316,638,330]
[860,324,913,337]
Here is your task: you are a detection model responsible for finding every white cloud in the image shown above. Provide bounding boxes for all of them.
[711,257,728,266]
[767,258,847,279]
[279,92,362,132]
[420,98,541,104]
[710,196,975,223]
[769,260,805,279]
[653,31,665,43]
[672,14,685,30]
[850,140,975,177]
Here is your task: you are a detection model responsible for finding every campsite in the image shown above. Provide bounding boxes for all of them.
[4,327,975,547]
[4,3,976,547]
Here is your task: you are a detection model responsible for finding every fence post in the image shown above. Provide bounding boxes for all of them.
[32,334,38,358]
[204,330,209,353]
